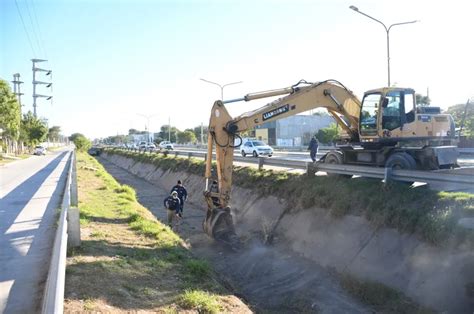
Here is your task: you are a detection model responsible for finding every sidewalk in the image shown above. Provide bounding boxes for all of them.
[0,151,70,313]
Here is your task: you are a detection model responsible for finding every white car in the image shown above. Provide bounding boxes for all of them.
[146,143,157,152]
[159,141,174,150]
[34,145,46,155]
[138,141,147,151]
[241,140,273,157]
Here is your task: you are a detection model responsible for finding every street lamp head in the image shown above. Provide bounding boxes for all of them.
[349,5,359,11]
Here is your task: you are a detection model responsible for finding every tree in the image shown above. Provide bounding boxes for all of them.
[312,110,330,116]
[73,134,91,151]
[446,101,473,138]
[128,128,146,135]
[105,134,128,144]
[192,125,209,143]
[177,130,197,144]
[47,126,62,141]
[158,125,180,143]
[69,133,83,142]
[416,94,431,106]
[0,79,21,152]
[20,111,48,147]
[315,123,339,144]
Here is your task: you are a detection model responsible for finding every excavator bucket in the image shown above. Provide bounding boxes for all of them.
[203,206,240,249]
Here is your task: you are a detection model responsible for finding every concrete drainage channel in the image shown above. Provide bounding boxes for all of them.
[98,152,474,313]
[97,156,370,313]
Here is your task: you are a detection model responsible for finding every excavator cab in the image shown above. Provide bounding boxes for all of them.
[359,87,455,148]
[359,88,417,141]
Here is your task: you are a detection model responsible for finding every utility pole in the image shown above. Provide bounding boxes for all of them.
[137,113,158,142]
[201,122,204,145]
[32,59,52,117]
[168,117,171,142]
[12,73,24,109]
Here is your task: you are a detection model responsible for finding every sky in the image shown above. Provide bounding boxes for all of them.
[1,0,473,139]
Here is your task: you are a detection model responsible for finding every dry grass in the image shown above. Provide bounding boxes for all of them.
[64,152,251,313]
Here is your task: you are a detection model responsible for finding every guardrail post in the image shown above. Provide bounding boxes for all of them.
[70,153,78,207]
[383,167,392,186]
[204,153,207,162]
[188,152,192,158]
[258,157,264,170]
[67,207,81,248]
[306,162,316,176]
[68,151,81,248]
[175,151,179,157]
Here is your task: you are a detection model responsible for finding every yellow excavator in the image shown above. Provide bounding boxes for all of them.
[203,79,458,244]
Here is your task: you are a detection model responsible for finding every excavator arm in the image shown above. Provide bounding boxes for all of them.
[203,80,361,242]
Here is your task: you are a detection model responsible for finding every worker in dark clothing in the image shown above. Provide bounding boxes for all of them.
[308,136,319,162]
[170,180,187,215]
[164,191,181,227]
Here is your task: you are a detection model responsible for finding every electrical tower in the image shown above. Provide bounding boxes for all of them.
[32,59,52,117]
[12,73,24,108]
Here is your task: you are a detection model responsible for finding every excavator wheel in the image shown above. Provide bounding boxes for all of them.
[385,152,416,185]
[203,206,241,250]
[324,151,352,178]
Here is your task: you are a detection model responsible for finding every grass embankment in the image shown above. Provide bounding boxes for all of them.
[64,152,249,313]
[106,149,474,246]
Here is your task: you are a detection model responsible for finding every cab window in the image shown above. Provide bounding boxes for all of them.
[404,92,415,123]
[360,93,380,135]
[382,91,402,130]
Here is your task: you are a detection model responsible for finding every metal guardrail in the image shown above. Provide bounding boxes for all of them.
[312,163,474,189]
[125,148,473,191]
[42,150,80,314]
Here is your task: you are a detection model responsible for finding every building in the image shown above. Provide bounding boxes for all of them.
[129,133,153,144]
[255,114,334,147]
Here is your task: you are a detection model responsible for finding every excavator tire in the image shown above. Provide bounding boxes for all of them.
[385,152,416,185]
[385,152,417,170]
[203,207,241,250]
[324,151,352,178]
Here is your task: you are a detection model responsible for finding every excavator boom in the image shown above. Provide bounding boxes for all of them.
[203,80,362,242]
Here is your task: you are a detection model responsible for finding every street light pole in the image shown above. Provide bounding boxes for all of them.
[349,5,418,87]
[200,78,243,100]
[137,113,158,142]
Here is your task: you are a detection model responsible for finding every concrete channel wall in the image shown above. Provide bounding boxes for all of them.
[101,152,474,313]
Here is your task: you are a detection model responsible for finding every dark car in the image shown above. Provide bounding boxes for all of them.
[88,146,102,156]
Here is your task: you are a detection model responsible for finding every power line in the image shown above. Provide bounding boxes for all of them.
[31,0,48,58]
[14,0,36,56]
[29,0,48,58]
[24,0,43,57]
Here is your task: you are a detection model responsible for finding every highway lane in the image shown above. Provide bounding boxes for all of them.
[173,146,474,166]
[0,149,71,313]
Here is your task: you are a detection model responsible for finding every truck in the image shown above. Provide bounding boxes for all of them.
[203,79,458,244]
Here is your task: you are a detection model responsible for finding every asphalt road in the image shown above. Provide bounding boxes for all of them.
[174,146,474,167]
[0,150,71,313]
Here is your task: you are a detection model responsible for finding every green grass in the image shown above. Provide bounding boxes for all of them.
[65,152,242,312]
[179,290,222,314]
[185,259,211,278]
[105,148,474,246]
